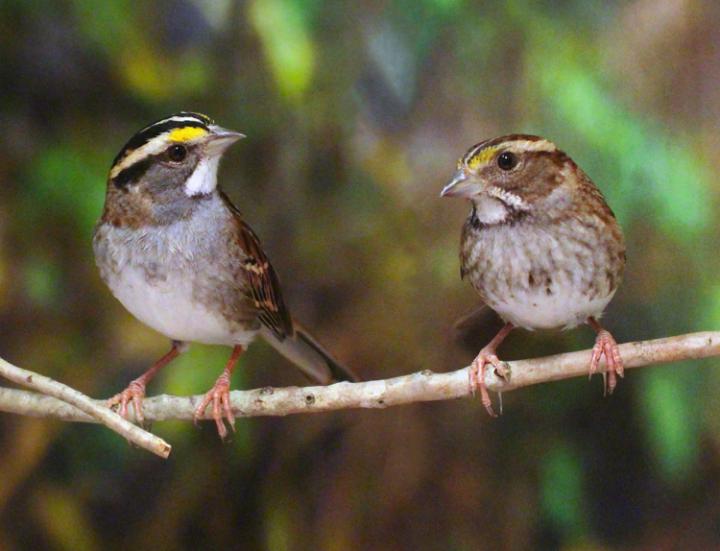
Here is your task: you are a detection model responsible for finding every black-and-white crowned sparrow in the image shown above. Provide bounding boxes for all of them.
[94,112,356,438]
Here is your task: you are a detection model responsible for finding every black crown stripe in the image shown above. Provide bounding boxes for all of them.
[176,111,213,125]
[112,155,154,189]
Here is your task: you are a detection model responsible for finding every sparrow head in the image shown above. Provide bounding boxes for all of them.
[108,112,244,199]
[101,112,244,227]
[440,135,572,215]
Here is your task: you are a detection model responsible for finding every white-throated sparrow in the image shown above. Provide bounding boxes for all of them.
[93,112,356,438]
[441,135,626,415]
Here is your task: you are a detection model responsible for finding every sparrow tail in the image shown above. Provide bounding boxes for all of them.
[261,321,358,384]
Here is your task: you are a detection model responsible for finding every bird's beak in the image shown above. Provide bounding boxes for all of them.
[440,169,476,198]
[206,126,246,155]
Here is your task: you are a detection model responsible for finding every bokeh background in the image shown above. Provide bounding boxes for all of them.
[2,0,720,549]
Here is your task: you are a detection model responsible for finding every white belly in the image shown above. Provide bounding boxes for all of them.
[107,265,257,347]
[464,217,620,331]
[491,286,615,331]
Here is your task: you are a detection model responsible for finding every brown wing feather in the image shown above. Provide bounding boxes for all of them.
[219,191,294,340]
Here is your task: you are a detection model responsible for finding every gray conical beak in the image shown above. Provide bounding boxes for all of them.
[440,169,474,198]
[206,125,245,155]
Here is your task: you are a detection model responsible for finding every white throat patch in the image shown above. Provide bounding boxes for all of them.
[473,194,511,225]
[184,156,220,197]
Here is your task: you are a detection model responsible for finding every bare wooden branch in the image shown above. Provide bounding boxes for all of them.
[1,332,718,433]
[0,357,171,458]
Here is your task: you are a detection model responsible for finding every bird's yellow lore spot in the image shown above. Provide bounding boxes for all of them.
[168,127,208,143]
[467,146,499,170]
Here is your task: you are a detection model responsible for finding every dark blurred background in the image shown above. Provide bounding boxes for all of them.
[2,0,720,549]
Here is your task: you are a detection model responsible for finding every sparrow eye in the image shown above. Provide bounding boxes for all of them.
[497,151,518,171]
[167,144,187,162]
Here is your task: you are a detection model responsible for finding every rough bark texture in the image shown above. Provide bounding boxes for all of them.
[1,332,718,446]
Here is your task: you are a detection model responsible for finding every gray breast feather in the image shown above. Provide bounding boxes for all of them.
[93,197,260,343]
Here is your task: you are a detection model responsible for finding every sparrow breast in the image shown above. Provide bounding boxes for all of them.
[461,209,624,330]
[93,194,260,345]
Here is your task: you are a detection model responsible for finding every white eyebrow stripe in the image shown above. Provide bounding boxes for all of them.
[505,139,556,153]
[109,136,170,179]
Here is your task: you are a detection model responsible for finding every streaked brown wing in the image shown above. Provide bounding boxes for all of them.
[220,191,294,340]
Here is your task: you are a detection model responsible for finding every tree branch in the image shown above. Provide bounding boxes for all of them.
[0,356,171,458]
[1,332,718,434]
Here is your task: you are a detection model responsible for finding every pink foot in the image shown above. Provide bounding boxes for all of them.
[107,342,184,427]
[469,350,509,417]
[194,373,235,440]
[108,379,146,424]
[590,329,624,395]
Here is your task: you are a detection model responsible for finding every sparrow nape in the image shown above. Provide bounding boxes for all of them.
[93,112,356,438]
[441,134,626,415]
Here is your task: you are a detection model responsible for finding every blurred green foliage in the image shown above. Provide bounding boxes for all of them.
[1,1,720,550]
[540,443,589,541]
[250,0,316,101]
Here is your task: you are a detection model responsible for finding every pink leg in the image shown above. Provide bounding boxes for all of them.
[588,317,624,395]
[193,345,244,439]
[108,341,184,425]
[469,323,513,417]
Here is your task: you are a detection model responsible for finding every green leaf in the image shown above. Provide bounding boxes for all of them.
[249,0,316,101]
[25,145,107,237]
[540,443,589,539]
[640,366,700,482]
[24,255,61,307]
